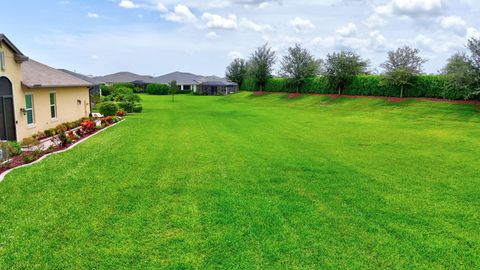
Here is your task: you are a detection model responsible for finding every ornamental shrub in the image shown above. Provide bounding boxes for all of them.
[99,102,119,116]
[118,102,134,113]
[146,83,170,95]
[133,104,143,113]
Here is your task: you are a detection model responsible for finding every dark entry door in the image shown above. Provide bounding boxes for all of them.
[0,77,16,141]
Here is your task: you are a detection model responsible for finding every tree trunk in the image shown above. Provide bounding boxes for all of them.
[296,85,299,95]
[400,85,404,98]
[338,87,341,95]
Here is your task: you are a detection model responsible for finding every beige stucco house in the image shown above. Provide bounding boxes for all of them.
[0,34,91,142]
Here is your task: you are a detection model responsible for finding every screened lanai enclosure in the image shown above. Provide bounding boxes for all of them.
[197,81,238,96]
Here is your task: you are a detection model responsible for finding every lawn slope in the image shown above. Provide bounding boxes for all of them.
[0,93,479,269]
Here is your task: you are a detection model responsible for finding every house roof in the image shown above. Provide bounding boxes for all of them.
[22,59,92,88]
[0,34,29,63]
[148,71,234,85]
[201,81,238,86]
[59,69,103,85]
[148,71,201,84]
[94,72,153,84]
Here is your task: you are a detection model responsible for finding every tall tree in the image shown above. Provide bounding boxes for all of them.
[169,80,178,102]
[323,51,368,95]
[467,38,480,98]
[248,43,276,92]
[226,58,248,88]
[441,52,477,100]
[381,46,427,98]
[280,44,321,94]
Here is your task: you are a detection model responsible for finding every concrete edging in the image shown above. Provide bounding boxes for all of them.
[0,120,125,183]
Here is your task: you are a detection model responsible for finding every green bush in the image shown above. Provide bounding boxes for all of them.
[118,102,135,113]
[0,141,22,158]
[132,104,143,113]
[240,79,256,91]
[99,102,119,116]
[146,83,170,95]
[241,75,453,99]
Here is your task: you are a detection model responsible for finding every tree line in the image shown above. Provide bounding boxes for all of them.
[226,38,480,99]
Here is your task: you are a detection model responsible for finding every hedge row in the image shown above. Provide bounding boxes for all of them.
[240,75,458,99]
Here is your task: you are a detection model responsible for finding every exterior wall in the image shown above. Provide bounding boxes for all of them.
[0,40,23,141]
[17,86,90,140]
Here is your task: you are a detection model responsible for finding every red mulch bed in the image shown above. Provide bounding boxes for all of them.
[288,93,302,99]
[0,124,113,175]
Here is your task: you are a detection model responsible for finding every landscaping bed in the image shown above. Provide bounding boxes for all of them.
[0,115,124,175]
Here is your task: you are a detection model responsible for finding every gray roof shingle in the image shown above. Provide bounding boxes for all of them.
[22,60,92,88]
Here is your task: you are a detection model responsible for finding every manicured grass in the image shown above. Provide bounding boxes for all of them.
[1,92,479,269]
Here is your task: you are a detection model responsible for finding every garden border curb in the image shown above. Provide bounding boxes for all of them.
[0,120,125,183]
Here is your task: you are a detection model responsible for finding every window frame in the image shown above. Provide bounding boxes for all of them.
[25,93,35,127]
[49,91,57,120]
[0,51,5,70]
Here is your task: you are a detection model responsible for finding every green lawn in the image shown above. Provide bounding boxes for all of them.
[1,93,479,269]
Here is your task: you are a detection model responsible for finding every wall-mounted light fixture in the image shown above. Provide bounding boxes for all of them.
[77,99,82,105]
[20,108,26,115]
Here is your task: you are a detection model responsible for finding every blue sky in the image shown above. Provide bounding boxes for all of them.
[2,0,480,76]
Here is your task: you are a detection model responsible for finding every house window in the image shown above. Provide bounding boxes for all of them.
[50,92,57,119]
[0,52,5,70]
[183,85,191,91]
[25,94,35,125]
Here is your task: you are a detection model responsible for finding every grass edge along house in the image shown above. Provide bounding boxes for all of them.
[0,34,91,142]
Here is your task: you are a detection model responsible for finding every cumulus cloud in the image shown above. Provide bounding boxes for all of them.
[437,16,467,35]
[119,0,139,9]
[228,51,244,59]
[164,5,197,23]
[336,22,357,37]
[376,0,444,17]
[289,17,316,33]
[202,13,238,29]
[87,12,100,18]
[206,31,220,39]
[240,18,273,32]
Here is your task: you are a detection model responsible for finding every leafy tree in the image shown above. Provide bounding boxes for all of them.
[248,43,276,92]
[170,80,178,102]
[280,44,321,94]
[323,51,368,95]
[467,38,480,98]
[226,58,248,88]
[441,38,480,100]
[441,52,477,99]
[381,46,427,98]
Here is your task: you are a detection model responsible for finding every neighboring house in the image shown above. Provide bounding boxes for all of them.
[0,34,91,142]
[148,71,238,95]
[197,81,238,96]
[95,72,153,84]
[148,71,201,92]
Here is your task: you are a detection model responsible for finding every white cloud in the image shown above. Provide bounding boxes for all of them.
[467,27,480,39]
[336,22,357,37]
[240,18,273,32]
[289,17,316,33]
[202,13,238,29]
[206,31,220,39]
[364,14,386,28]
[438,16,467,35]
[119,0,139,9]
[164,5,197,23]
[87,12,100,18]
[377,0,444,17]
[156,3,168,13]
[228,51,244,59]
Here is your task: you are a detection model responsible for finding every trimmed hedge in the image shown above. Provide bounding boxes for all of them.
[146,83,170,95]
[241,75,460,99]
[99,102,119,116]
